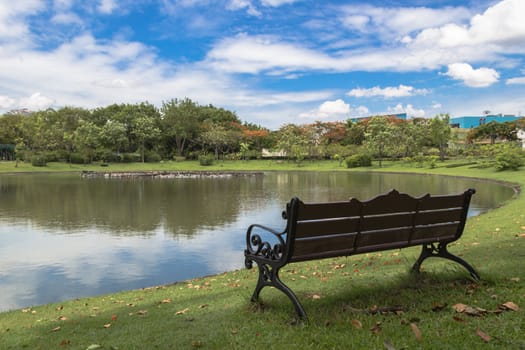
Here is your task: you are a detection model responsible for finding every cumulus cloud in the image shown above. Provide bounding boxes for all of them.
[227,0,261,16]
[319,99,351,115]
[339,5,472,41]
[0,96,16,109]
[347,85,429,98]
[388,103,425,118]
[98,0,117,14]
[299,99,349,120]
[444,63,500,87]
[19,93,55,110]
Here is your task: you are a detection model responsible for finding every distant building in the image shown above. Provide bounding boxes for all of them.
[450,114,523,128]
[349,113,407,123]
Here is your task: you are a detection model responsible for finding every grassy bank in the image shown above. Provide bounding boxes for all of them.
[0,160,523,349]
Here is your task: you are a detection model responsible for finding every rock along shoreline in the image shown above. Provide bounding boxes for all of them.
[80,170,263,179]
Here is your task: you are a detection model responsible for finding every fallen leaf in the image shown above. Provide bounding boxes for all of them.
[160,299,171,304]
[410,323,422,342]
[111,314,118,321]
[191,340,203,348]
[453,303,468,313]
[510,277,520,282]
[383,339,397,350]
[176,308,190,315]
[312,294,321,300]
[137,310,148,316]
[198,304,208,309]
[58,316,67,321]
[51,326,61,332]
[431,302,448,312]
[86,345,102,350]
[500,302,519,312]
[476,329,491,343]
[103,323,111,328]
[370,322,382,334]
[351,319,362,329]
[59,339,70,346]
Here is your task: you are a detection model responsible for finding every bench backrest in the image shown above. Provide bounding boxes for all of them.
[284,189,475,262]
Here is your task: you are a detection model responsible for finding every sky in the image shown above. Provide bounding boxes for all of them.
[0,0,524,129]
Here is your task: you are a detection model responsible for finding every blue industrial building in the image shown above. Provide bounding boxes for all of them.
[450,115,523,128]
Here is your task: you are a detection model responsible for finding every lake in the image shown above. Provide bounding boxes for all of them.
[0,171,515,312]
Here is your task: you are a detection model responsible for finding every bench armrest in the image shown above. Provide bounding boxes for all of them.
[245,224,287,268]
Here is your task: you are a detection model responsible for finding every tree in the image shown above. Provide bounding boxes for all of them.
[131,115,161,163]
[429,114,452,161]
[161,98,200,157]
[364,116,395,167]
[74,120,101,163]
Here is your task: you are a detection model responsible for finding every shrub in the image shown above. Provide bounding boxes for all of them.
[31,154,46,167]
[122,153,141,163]
[198,154,214,166]
[495,146,524,171]
[145,151,162,163]
[69,153,88,164]
[344,153,372,168]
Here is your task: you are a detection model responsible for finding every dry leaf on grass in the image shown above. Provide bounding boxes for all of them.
[176,308,190,315]
[410,323,422,342]
[476,329,491,343]
[351,319,362,329]
[383,339,397,350]
[500,301,519,312]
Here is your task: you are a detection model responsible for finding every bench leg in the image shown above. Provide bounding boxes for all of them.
[251,262,308,319]
[412,243,480,280]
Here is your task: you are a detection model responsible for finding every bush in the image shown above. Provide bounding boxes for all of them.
[344,153,372,168]
[122,153,141,163]
[145,151,162,163]
[198,154,214,166]
[495,146,524,171]
[69,153,89,164]
[31,154,46,167]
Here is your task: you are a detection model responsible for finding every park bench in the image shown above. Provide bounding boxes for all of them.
[244,188,478,319]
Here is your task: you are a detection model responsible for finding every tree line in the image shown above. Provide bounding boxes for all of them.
[0,99,523,166]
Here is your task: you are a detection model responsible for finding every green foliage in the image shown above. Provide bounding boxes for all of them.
[31,154,46,167]
[198,154,214,166]
[344,153,372,168]
[68,152,88,164]
[495,145,524,171]
[144,151,162,163]
[122,153,141,163]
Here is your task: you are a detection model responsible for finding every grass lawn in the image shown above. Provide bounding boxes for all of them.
[0,159,523,349]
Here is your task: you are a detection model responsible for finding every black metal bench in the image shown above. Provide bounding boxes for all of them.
[244,189,478,319]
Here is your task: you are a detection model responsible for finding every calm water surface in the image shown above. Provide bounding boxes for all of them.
[0,171,515,311]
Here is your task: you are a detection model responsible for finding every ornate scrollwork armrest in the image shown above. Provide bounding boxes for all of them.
[245,224,286,267]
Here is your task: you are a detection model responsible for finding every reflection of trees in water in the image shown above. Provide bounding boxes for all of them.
[0,173,513,237]
[0,175,265,238]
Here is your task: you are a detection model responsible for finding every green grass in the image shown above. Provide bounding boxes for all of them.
[0,159,524,349]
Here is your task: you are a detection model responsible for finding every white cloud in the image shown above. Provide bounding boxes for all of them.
[411,0,525,52]
[444,63,500,87]
[319,99,350,115]
[506,77,525,85]
[388,103,426,118]
[98,0,117,14]
[339,5,472,40]
[227,0,261,16]
[347,85,429,99]
[432,102,442,109]
[51,12,84,25]
[0,96,16,109]
[19,93,55,110]
[261,0,299,7]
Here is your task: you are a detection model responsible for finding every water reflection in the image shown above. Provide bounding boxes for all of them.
[0,172,515,311]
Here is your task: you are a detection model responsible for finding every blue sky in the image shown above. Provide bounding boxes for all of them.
[1,0,524,129]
